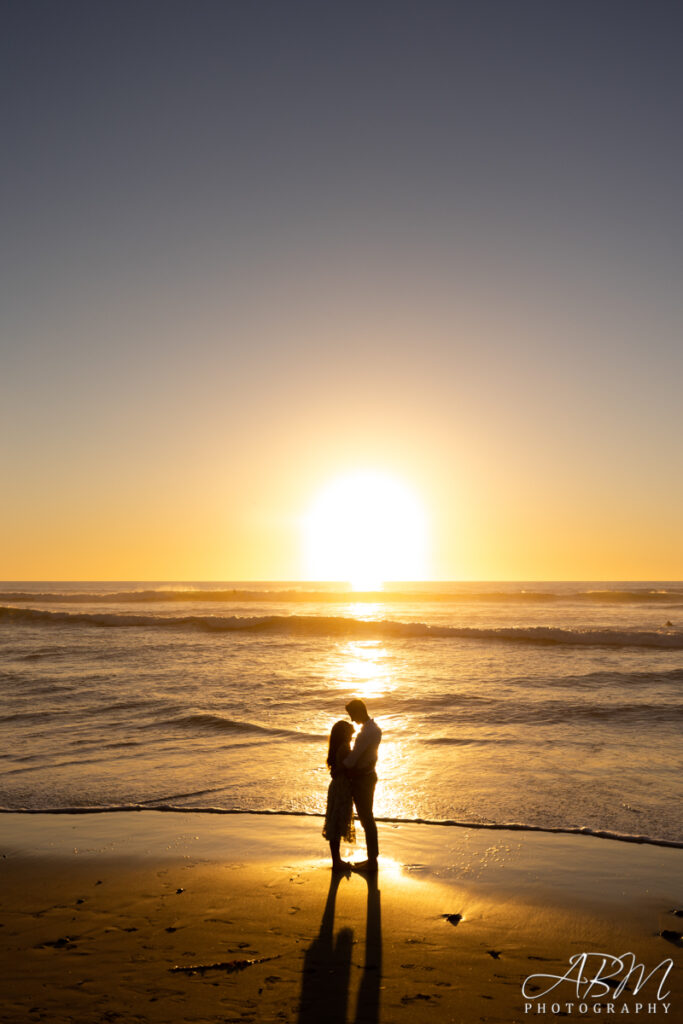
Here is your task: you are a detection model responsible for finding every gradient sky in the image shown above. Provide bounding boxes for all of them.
[2,0,682,581]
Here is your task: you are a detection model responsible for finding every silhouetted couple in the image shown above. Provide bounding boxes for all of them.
[323,699,382,873]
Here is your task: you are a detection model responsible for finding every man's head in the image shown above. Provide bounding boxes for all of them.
[345,698,369,724]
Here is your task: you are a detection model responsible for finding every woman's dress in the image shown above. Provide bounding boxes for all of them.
[322,744,356,843]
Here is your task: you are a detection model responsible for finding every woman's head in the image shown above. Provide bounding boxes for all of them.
[327,719,354,768]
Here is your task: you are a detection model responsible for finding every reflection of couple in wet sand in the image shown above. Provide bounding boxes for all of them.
[323,699,382,873]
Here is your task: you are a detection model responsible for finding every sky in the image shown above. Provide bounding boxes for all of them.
[1,0,682,581]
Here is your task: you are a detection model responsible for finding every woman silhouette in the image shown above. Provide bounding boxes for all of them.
[322,720,356,870]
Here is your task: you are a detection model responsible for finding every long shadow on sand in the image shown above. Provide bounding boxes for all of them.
[297,871,382,1024]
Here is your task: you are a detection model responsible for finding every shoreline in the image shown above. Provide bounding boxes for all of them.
[2,805,681,850]
[1,812,681,1023]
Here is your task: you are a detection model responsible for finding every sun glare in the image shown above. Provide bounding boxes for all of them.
[303,470,427,589]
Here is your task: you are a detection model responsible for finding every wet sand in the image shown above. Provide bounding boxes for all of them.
[1,812,681,1023]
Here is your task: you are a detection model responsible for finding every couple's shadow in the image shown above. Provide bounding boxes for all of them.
[297,870,382,1024]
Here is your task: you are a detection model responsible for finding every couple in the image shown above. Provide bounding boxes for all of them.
[323,699,382,873]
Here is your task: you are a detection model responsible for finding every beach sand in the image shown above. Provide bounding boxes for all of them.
[1,812,681,1023]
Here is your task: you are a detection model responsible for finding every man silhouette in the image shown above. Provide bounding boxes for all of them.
[344,699,382,872]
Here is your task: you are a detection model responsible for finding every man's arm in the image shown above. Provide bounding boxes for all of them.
[344,722,381,768]
[344,725,373,768]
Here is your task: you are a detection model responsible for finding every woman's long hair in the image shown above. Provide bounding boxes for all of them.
[327,720,353,772]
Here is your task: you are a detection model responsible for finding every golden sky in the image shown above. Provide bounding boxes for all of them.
[2,4,682,581]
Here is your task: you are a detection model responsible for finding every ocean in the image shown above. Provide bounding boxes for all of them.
[1,582,681,846]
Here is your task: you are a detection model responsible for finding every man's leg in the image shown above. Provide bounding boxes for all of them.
[353,775,378,864]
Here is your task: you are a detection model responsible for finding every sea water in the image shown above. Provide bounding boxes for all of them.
[1,582,681,845]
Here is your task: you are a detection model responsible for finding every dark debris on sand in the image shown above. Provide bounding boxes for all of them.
[170,954,281,976]
[441,913,462,926]
[37,936,80,950]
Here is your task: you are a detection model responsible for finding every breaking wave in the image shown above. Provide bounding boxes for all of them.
[2,605,681,649]
[160,713,323,741]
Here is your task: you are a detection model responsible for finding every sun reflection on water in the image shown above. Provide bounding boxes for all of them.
[333,640,395,699]
[320,638,421,819]
[342,601,385,621]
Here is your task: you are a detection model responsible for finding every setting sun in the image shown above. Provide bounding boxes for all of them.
[303,470,428,588]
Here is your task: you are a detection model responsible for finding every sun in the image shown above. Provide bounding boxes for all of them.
[303,470,428,589]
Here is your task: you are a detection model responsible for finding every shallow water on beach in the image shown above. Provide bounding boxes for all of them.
[1,581,682,843]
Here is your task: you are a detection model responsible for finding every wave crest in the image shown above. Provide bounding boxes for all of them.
[165,713,322,740]
[2,605,681,649]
